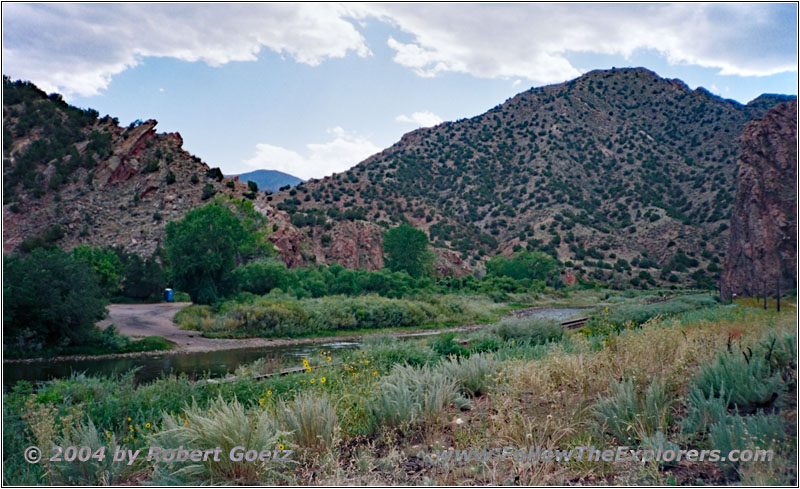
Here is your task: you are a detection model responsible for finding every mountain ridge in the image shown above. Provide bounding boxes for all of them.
[3,69,795,288]
[228,169,303,192]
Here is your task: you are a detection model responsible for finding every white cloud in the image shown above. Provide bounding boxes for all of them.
[1,3,795,97]
[357,3,797,83]
[2,3,370,96]
[241,127,381,180]
[395,111,443,127]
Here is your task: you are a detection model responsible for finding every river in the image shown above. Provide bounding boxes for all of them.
[3,307,586,389]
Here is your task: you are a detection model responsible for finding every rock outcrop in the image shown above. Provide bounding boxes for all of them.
[721,100,797,299]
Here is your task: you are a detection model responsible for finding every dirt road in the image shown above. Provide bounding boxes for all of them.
[97,302,298,353]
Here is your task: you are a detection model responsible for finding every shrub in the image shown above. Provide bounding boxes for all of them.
[431,332,468,357]
[490,317,563,344]
[709,413,786,476]
[49,420,125,485]
[198,295,442,337]
[361,336,437,367]
[4,248,107,350]
[466,331,503,353]
[149,396,286,484]
[369,364,467,432]
[278,392,337,453]
[692,351,784,411]
[681,385,730,438]
[440,353,498,397]
[594,376,672,444]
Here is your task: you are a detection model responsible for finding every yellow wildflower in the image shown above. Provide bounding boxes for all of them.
[310,378,315,384]
[372,371,378,376]
[320,377,326,384]
[267,390,273,396]
[145,422,151,429]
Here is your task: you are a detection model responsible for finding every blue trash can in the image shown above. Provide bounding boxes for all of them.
[164,288,174,302]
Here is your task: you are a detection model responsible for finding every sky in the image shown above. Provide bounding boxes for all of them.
[2,3,797,180]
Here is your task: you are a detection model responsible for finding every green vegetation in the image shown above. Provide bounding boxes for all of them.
[3,248,106,352]
[174,293,506,338]
[4,300,794,485]
[383,223,435,277]
[164,202,251,304]
[3,248,171,358]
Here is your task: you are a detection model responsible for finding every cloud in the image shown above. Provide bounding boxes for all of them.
[1,4,795,97]
[395,111,443,127]
[241,127,381,180]
[359,3,797,83]
[2,3,370,96]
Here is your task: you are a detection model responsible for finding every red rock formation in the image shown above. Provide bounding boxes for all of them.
[722,100,797,299]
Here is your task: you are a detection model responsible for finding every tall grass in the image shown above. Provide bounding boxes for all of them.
[593,376,673,444]
[148,396,286,484]
[488,317,563,344]
[369,364,467,432]
[278,392,337,453]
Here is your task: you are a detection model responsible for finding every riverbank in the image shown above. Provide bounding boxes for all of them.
[4,305,589,364]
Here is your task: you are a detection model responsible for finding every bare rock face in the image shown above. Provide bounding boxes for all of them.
[722,100,797,299]
[433,248,473,278]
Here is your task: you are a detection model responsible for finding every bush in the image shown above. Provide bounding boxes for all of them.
[233,259,294,295]
[431,332,468,357]
[278,392,337,453]
[489,317,563,344]
[682,385,730,438]
[709,413,786,476]
[362,336,437,367]
[369,364,467,432]
[692,351,784,411]
[585,294,718,336]
[149,397,286,484]
[440,353,498,397]
[194,295,443,337]
[3,248,107,350]
[49,420,125,485]
[594,376,672,444]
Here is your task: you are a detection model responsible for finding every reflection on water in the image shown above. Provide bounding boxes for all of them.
[3,342,359,390]
[3,307,587,390]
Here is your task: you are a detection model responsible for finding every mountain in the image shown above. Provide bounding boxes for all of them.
[722,100,797,299]
[229,169,303,192]
[1,77,384,269]
[3,70,795,289]
[273,68,794,288]
[2,78,284,256]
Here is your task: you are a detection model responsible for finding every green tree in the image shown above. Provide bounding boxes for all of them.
[164,203,249,304]
[3,248,107,349]
[486,250,560,282]
[72,245,125,296]
[383,223,434,278]
[120,253,166,300]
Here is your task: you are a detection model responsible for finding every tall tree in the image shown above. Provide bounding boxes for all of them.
[164,202,249,304]
[4,248,107,348]
[383,223,434,278]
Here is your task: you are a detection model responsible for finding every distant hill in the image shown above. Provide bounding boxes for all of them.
[230,169,303,192]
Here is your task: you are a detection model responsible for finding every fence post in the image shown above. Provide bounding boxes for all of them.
[777,278,781,312]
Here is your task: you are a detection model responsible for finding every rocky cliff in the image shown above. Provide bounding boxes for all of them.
[721,100,797,298]
[2,78,388,271]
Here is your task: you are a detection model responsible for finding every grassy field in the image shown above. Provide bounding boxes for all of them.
[3,297,795,485]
